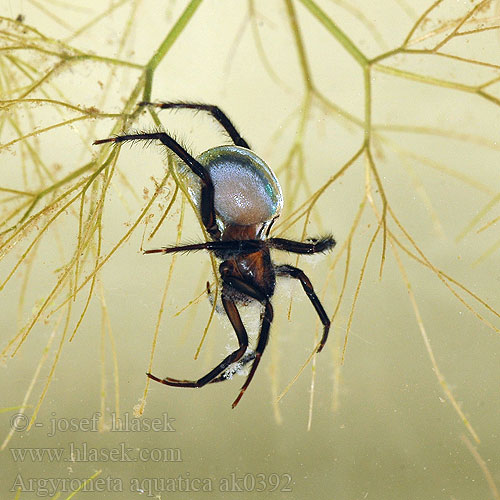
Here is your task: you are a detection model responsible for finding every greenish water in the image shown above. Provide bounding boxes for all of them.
[1,1,500,499]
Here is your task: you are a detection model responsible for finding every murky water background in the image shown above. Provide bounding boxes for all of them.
[2,1,500,498]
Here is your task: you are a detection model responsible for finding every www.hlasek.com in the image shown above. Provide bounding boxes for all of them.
[11,472,293,496]
[10,441,182,463]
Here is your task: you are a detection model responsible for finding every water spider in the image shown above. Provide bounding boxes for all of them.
[94,102,336,408]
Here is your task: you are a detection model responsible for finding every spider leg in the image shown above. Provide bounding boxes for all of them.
[147,295,248,388]
[139,101,250,149]
[219,271,274,408]
[268,235,336,254]
[93,131,221,240]
[275,264,331,352]
[207,351,256,384]
[143,239,264,255]
[231,302,272,408]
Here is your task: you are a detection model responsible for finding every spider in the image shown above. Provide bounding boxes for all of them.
[94,102,336,408]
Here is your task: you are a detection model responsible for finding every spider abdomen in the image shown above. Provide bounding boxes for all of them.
[195,146,283,228]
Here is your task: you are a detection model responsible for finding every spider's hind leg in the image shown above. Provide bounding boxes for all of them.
[138,101,250,149]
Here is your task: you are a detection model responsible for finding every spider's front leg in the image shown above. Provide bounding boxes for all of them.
[207,351,257,384]
[219,267,274,408]
[147,295,249,388]
[230,300,272,408]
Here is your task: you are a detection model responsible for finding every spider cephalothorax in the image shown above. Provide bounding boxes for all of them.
[94,102,336,408]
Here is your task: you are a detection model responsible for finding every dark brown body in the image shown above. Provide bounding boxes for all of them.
[220,248,276,305]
